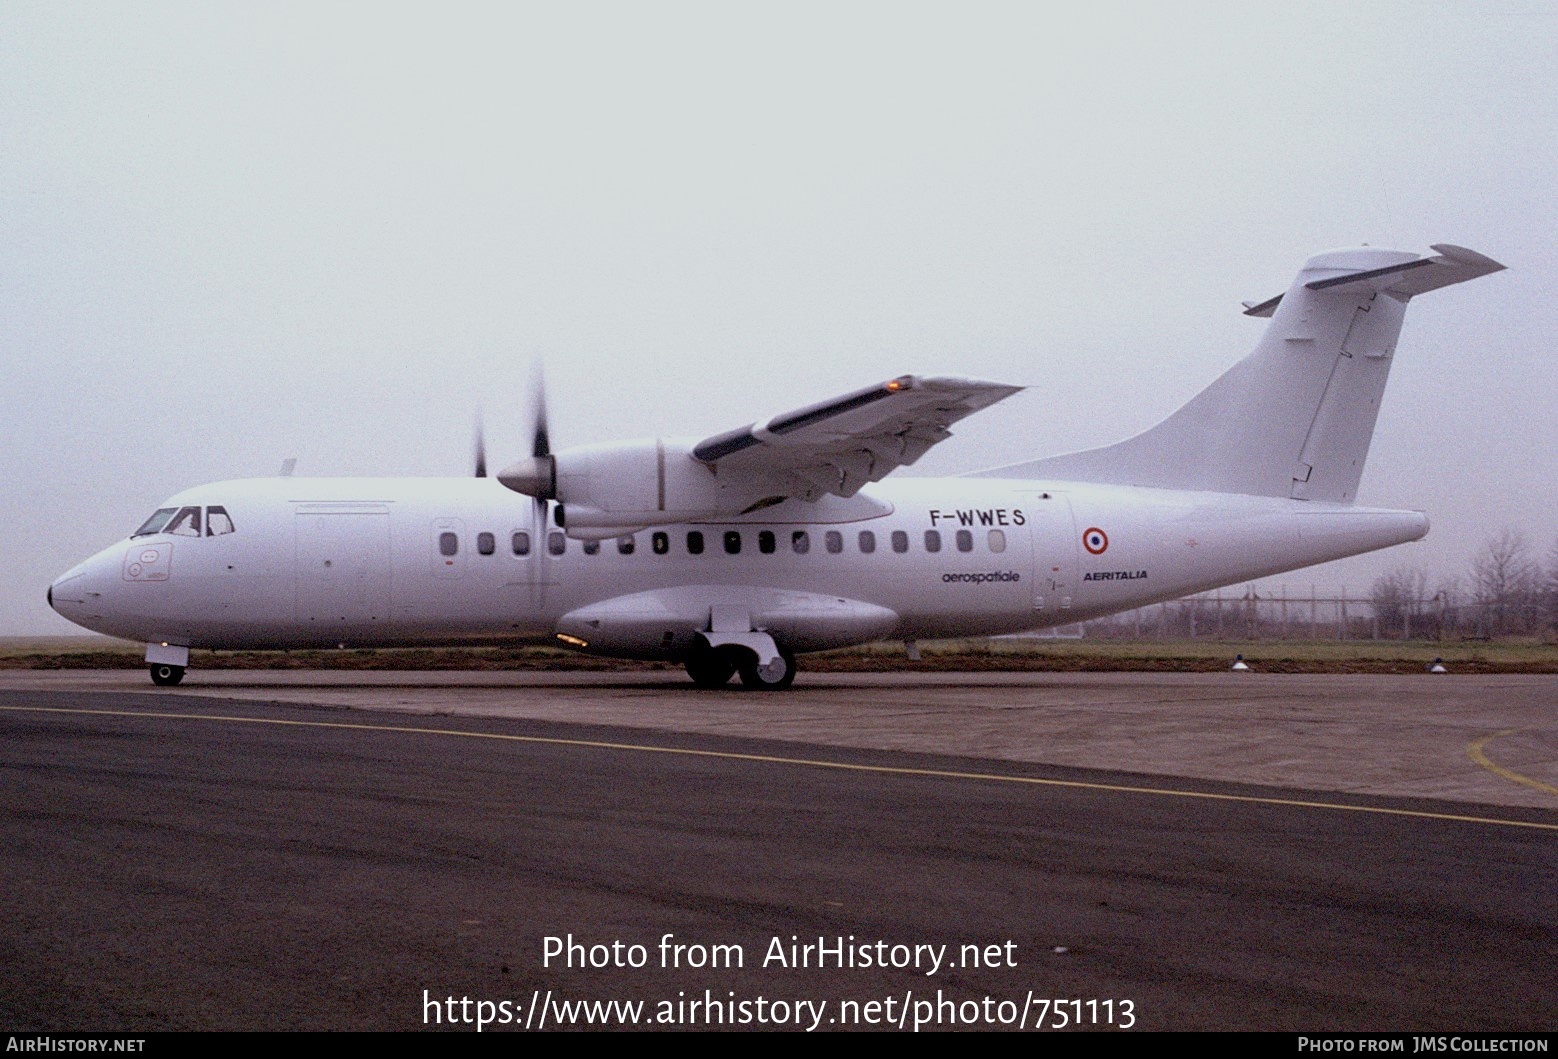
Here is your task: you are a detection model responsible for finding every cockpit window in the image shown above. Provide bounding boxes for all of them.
[206,506,235,536]
[132,504,235,538]
[132,508,177,537]
[164,506,202,537]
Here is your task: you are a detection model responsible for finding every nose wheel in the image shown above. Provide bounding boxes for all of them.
[149,663,186,687]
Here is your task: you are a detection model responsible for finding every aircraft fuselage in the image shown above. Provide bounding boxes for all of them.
[49,474,1426,658]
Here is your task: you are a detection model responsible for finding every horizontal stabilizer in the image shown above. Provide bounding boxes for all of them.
[1243,244,1505,316]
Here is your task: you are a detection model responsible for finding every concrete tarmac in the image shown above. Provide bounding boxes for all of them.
[5,669,1555,808]
[2,670,1554,1031]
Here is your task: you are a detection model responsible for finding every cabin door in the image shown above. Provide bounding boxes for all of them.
[295,508,392,630]
[1025,492,1078,619]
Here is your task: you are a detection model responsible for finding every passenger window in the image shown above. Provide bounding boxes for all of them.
[617,535,635,555]
[687,531,705,555]
[956,529,973,553]
[924,530,942,553]
[583,539,600,555]
[548,531,566,556]
[988,529,1007,553]
[825,531,843,554]
[724,531,741,555]
[166,506,202,537]
[758,530,775,554]
[206,506,235,536]
[891,530,909,554]
[512,531,531,556]
[652,531,669,555]
[791,531,810,554]
[858,530,876,554]
[477,532,495,556]
[439,532,459,557]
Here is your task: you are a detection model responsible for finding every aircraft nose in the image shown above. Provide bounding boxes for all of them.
[49,572,87,610]
[47,560,121,636]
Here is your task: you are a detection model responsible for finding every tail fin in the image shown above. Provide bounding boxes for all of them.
[980,244,1504,502]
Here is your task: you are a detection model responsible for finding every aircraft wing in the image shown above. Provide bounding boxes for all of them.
[692,375,1022,501]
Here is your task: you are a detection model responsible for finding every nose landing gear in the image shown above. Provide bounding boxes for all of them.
[149,663,186,687]
[146,643,190,687]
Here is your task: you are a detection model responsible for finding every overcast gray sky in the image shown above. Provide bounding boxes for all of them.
[4,1,1554,636]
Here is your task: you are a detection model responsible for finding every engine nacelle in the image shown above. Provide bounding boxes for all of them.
[503,439,790,539]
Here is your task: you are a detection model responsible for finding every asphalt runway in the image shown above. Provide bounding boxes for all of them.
[2,671,1554,1031]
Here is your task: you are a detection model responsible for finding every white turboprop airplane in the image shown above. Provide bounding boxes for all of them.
[49,244,1503,690]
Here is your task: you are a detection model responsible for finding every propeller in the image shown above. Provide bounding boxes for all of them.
[473,407,487,478]
[531,366,550,462]
[497,366,558,506]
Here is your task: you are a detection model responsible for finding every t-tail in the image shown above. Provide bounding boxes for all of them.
[979,244,1504,501]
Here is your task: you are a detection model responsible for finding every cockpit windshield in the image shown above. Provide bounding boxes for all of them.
[132,509,177,537]
[131,505,236,538]
[165,506,202,537]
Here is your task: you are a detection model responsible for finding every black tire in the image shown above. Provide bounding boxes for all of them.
[149,663,185,687]
[738,649,797,691]
[685,644,738,688]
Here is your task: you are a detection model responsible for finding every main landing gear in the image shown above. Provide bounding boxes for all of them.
[737,649,796,691]
[149,663,186,687]
[683,643,797,691]
[685,644,740,688]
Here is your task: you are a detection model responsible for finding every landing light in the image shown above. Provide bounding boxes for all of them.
[556,634,589,648]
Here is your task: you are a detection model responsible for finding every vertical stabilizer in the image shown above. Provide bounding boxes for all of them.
[977,245,1503,502]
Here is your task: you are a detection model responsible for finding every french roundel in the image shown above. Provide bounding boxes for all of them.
[1082,527,1109,555]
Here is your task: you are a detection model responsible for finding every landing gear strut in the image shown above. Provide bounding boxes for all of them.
[149,663,185,687]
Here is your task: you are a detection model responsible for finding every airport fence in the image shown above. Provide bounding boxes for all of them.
[1069,585,1553,642]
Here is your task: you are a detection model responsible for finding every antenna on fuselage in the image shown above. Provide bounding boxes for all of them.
[278,458,297,477]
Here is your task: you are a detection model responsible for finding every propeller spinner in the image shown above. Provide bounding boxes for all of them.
[497,369,557,501]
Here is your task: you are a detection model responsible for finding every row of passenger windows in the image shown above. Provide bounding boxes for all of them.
[439,527,1008,558]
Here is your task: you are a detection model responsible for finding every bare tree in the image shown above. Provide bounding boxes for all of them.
[1471,529,1538,636]
[1432,575,1461,639]
[1370,565,1428,638]
[1547,537,1558,633]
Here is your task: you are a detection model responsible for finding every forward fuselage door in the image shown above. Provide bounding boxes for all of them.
[1025,491,1078,618]
[295,505,392,631]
